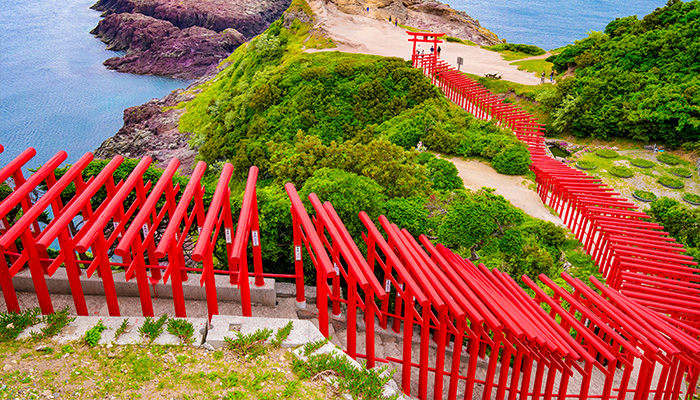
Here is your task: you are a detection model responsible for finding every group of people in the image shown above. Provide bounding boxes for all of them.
[415,45,441,57]
[388,15,398,27]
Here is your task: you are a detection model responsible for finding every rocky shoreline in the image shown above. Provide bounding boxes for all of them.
[91,0,291,79]
[92,0,503,173]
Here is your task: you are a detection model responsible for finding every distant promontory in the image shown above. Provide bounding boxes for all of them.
[90,0,292,79]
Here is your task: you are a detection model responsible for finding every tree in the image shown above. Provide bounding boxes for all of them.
[299,168,386,239]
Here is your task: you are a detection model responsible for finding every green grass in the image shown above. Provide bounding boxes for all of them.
[138,315,168,343]
[166,318,196,345]
[0,339,328,399]
[634,190,657,201]
[445,36,477,46]
[510,59,554,76]
[84,320,107,347]
[397,23,430,32]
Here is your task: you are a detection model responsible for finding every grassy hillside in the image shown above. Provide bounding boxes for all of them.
[165,0,599,284]
[545,0,700,146]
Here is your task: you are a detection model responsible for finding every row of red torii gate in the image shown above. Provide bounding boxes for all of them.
[0,32,699,400]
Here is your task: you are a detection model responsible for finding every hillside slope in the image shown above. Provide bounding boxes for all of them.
[545,0,700,146]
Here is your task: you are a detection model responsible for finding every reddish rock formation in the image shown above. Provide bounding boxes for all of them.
[91,0,291,78]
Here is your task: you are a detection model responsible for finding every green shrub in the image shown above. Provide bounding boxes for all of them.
[609,166,633,178]
[633,190,657,201]
[84,320,107,347]
[657,153,682,165]
[576,160,596,170]
[630,158,655,168]
[384,197,430,237]
[596,149,618,158]
[682,193,700,204]
[139,315,169,343]
[670,167,692,178]
[657,175,684,189]
[0,308,42,342]
[167,318,195,345]
[681,141,700,153]
[425,157,463,191]
[492,144,531,175]
[487,43,546,56]
[300,168,386,239]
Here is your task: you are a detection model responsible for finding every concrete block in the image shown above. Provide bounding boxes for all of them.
[16,322,47,340]
[53,316,106,344]
[276,282,317,304]
[12,268,276,307]
[205,315,324,349]
[152,318,207,346]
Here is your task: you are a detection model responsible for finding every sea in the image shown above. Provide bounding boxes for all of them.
[451,0,667,50]
[0,0,668,171]
[0,0,188,171]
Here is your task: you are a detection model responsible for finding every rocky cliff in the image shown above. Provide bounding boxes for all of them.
[91,0,291,79]
[94,79,201,172]
[330,0,501,45]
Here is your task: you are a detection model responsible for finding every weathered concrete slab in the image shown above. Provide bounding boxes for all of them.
[44,316,207,346]
[205,315,325,349]
[11,269,276,306]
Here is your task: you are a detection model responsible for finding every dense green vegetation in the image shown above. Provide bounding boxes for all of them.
[169,2,589,284]
[485,43,546,56]
[544,0,700,145]
[648,197,700,263]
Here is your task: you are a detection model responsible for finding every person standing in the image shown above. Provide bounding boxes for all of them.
[389,16,392,22]
[541,71,546,84]
[550,70,555,83]
[437,46,441,57]
[394,19,398,27]
[430,46,434,54]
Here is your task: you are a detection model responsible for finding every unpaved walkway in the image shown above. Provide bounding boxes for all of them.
[306,0,541,85]
[445,156,564,226]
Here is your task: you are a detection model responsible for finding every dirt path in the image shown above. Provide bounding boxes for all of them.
[445,156,565,226]
[306,0,541,85]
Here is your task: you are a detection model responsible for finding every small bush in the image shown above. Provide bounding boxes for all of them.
[139,315,168,343]
[225,328,273,359]
[271,321,294,348]
[114,319,129,340]
[633,190,657,201]
[167,318,195,345]
[84,320,107,347]
[681,141,700,153]
[0,308,42,342]
[487,43,546,56]
[630,158,655,168]
[609,166,633,178]
[32,307,74,341]
[576,160,596,170]
[657,153,682,165]
[492,144,531,175]
[683,193,700,204]
[657,175,684,189]
[596,149,618,158]
[670,167,692,178]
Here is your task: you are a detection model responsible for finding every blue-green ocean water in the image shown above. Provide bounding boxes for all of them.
[451,0,666,49]
[0,0,188,170]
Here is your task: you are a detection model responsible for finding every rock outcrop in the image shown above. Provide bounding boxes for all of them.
[91,0,291,78]
[94,77,203,173]
[329,0,501,45]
